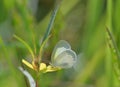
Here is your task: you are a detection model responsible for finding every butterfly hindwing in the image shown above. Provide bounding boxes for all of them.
[52,49,77,68]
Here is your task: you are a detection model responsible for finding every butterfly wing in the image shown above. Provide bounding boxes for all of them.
[51,40,71,62]
[52,49,77,68]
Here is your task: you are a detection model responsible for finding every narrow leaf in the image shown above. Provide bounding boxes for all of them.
[14,35,34,59]
[42,0,61,43]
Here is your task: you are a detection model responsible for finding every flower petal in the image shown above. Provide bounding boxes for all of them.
[22,59,34,70]
[39,63,47,71]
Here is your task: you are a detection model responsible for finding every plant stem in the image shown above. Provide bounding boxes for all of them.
[106,0,113,86]
[106,28,120,63]
[36,80,39,87]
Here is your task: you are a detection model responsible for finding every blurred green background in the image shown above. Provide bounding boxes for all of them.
[0,0,120,87]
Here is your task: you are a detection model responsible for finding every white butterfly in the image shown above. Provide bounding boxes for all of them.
[51,40,77,69]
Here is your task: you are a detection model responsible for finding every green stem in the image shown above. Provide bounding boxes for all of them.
[106,0,113,87]
[106,28,120,63]
[14,35,35,59]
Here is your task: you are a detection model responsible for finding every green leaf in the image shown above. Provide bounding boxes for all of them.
[42,0,61,44]
[38,35,51,62]
[14,35,35,59]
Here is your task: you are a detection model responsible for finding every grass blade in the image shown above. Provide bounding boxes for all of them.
[42,0,61,43]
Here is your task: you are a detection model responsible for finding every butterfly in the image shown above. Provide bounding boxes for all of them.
[51,40,77,69]
[22,40,77,73]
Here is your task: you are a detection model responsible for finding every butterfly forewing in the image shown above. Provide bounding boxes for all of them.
[51,40,71,62]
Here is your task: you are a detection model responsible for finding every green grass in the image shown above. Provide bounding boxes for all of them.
[0,0,120,87]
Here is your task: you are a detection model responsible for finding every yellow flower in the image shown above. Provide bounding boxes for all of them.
[22,59,61,73]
